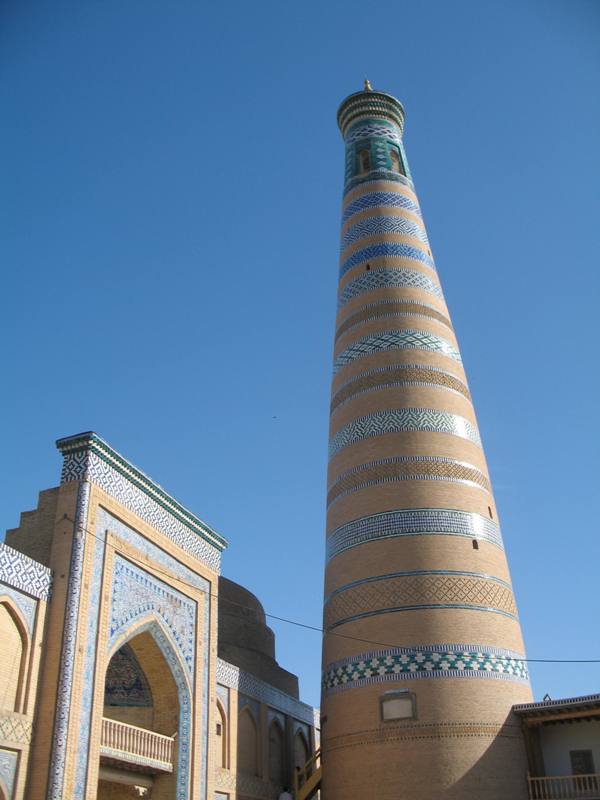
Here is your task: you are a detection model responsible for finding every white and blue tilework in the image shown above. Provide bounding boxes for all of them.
[340,243,435,278]
[0,749,18,799]
[341,215,429,253]
[333,330,461,375]
[0,584,38,637]
[329,408,481,459]
[323,644,529,693]
[342,191,422,225]
[326,508,504,560]
[0,542,52,601]
[338,268,443,310]
[345,119,403,146]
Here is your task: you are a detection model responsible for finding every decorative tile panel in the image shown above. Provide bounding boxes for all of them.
[0,542,52,601]
[104,643,152,707]
[327,456,490,507]
[345,119,403,146]
[323,644,529,693]
[340,243,435,278]
[338,268,443,310]
[326,508,503,560]
[333,329,461,375]
[330,364,469,413]
[342,191,422,224]
[216,659,316,727]
[335,299,451,342]
[0,749,17,799]
[323,571,517,629]
[0,714,32,744]
[329,408,481,459]
[341,215,429,253]
[344,171,413,196]
[0,584,38,637]
[56,432,225,572]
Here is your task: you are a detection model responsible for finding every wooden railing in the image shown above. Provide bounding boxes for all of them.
[528,774,600,799]
[101,717,174,771]
[294,748,322,800]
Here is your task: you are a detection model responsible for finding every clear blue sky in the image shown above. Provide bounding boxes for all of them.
[1,0,599,709]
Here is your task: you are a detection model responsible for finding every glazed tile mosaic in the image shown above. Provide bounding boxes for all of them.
[326,508,504,560]
[333,329,461,375]
[344,170,413,196]
[345,119,403,145]
[338,268,443,309]
[0,713,32,744]
[0,749,17,799]
[322,644,529,693]
[216,659,316,727]
[104,643,152,706]
[330,364,470,413]
[323,570,517,630]
[57,432,226,572]
[0,583,38,637]
[0,541,52,601]
[326,456,490,507]
[341,214,429,252]
[342,191,422,224]
[340,242,435,278]
[328,408,482,459]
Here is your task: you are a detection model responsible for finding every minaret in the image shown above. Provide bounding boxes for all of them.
[321,84,532,799]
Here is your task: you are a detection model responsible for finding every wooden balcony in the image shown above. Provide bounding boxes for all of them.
[528,774,600,799]
[100,717,175,773]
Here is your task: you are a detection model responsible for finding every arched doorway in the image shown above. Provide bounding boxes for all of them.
[0,600,28,713]
[98,628,182,800]
[268,719,285,785]
[237,706,259,776]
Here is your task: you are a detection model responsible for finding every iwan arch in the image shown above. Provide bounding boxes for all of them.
[0,432,318,799]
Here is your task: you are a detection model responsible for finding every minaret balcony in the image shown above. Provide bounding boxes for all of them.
[100,717,175,773]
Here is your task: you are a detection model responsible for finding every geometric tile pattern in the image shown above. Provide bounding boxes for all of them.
[338,268,443,310]
[326,508,504,560]
[329,408,482,459]
[330,364,470,413]
[322,644,529,693]
[333,329,462,375]
[341,214,429,252]
[0,583,38,637]
[344,170,414,196]
[0,713,32,743]
[345,120,403,146]
[327,456,490,506]
[340,242,435,278]
[323,570,517,630]
[104,643,153,707]
[0,541,52,601]
[109,556,197,680]
[342,191,422,225]
[57,431,226,572]
[335,299,451,341]
[0,749,17,799]
[216,659,316,727]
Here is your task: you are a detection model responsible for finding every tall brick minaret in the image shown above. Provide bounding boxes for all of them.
[320,83,532,799]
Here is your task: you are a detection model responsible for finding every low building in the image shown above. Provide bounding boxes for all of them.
[0,431,317,800]
[514,694,600,799]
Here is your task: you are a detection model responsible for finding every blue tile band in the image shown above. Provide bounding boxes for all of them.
[340,243,435,278]
[342,191,422,225]
[322,644,529,693]
[333,329,462,375]
[341,215,429,253]
[326,508,503,560]
[338,268,443,310]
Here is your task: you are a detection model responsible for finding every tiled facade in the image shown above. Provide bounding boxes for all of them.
[0,434,317,800]
[321,86,532,799]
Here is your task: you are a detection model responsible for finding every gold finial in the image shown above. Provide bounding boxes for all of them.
[364,78,373,91]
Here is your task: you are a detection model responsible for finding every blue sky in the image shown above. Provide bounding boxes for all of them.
[1,0,599,709]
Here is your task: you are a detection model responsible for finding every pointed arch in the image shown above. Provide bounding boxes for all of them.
[237,705,259,776]
[294,728,309,772]
[216,697,228,769]
[268,717,285,785]
[0,597,30,712]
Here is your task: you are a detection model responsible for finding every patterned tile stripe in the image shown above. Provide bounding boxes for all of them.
[342,191,421,224]
[327,456,490,506]
[338,268,443,310]
[341,214,429,253]
[323,571,517,629]
[335,299,451,342]
[322,644,529,693]
[345,119,403,145]
[329,408,481,459]
[333,329,461,375]
[340,243,435,278]
[326,508,503,559]
[0,541,52,601]
[344,171,414,197]
[330,364,470,413]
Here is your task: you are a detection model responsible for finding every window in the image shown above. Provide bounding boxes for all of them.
[472,540,479,550]
[570,750,595,775]
[389,148,405,176]
[358,149,371,173]
[380,690,416,721]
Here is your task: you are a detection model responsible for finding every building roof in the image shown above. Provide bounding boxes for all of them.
[513,693,600,721]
